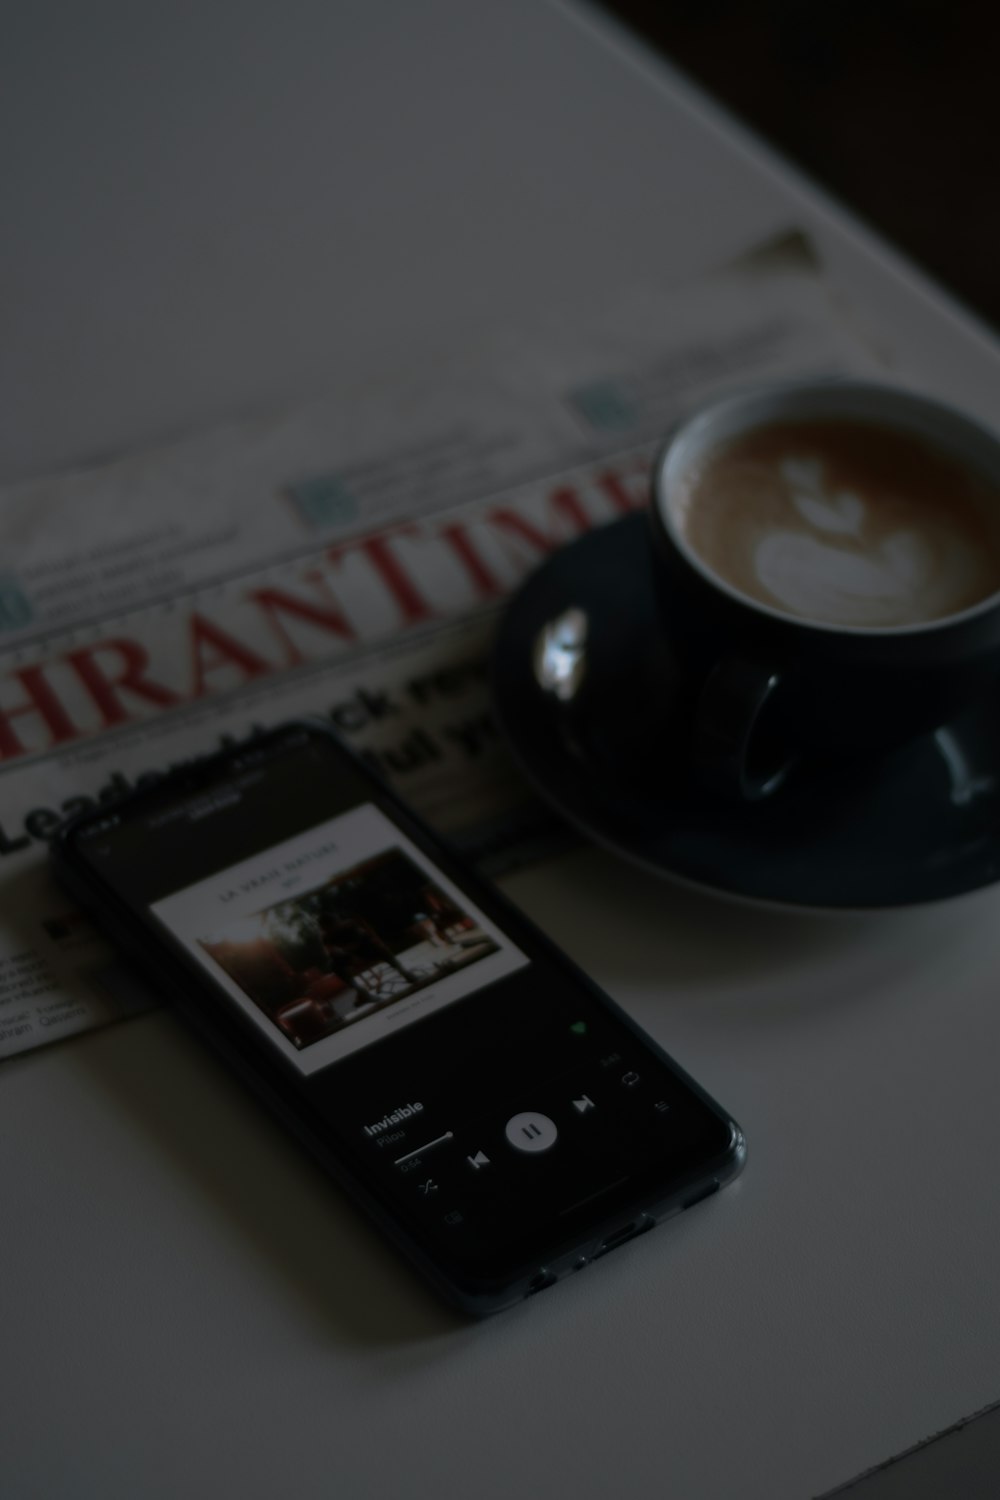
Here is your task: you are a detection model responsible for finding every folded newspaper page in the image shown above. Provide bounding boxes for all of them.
[0,235,889,1060]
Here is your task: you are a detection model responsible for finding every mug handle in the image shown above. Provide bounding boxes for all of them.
[693,657,794,802]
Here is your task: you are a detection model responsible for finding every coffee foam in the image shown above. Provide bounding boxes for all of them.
[675,419,1000,628]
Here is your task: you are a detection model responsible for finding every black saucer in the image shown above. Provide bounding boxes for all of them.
[493,514,1000,909]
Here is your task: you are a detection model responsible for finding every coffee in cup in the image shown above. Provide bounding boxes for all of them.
[674,418,1000,630]
[649,382,1000,800]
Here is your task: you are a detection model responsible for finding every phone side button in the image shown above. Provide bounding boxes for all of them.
[682,1180,720,1210]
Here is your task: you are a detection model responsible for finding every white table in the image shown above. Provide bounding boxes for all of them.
[3,4,1000,1496]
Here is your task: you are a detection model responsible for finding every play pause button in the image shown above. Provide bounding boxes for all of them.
[504,1112,558,1153]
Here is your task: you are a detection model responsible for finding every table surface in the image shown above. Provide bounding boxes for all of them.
[4,4,1000,1498]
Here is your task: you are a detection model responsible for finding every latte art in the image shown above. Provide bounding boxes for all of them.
[676,420,1000,628]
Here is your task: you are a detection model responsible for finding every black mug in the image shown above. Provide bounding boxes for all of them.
[648,381,1000,801]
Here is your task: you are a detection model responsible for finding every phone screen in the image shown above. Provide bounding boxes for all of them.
[66,725,738,1291]
[152,802,530,1076]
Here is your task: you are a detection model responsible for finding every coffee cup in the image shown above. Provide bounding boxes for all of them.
[648,381,1000,800]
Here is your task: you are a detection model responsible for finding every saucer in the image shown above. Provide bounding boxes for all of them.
[492,514,1000,909]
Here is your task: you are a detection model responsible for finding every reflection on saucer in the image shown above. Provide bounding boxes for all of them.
[533,606,589,703]
[494,514,1000,909]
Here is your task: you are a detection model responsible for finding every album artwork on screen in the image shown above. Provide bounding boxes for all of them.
[151,805,529,1074]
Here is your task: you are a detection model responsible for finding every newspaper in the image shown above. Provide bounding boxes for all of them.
[0,235,888,1061]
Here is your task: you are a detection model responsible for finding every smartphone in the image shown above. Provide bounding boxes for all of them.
[52,720,744,1316]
